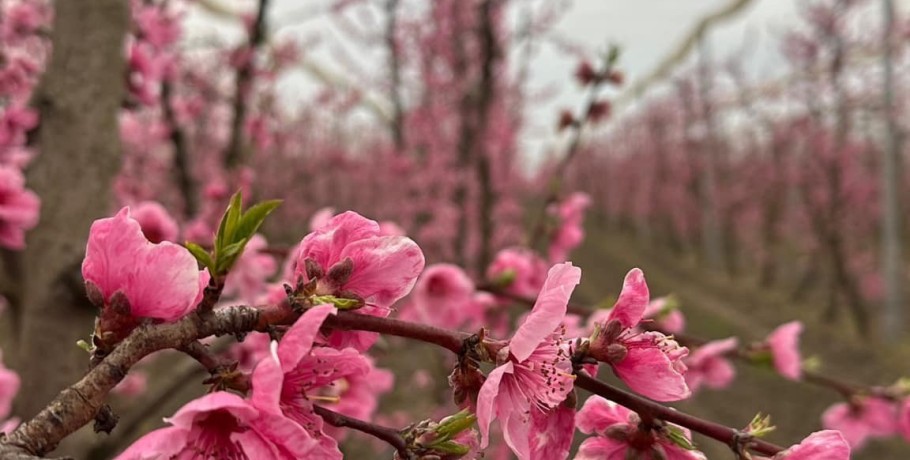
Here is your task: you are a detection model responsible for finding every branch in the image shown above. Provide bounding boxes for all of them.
[313,405,408,458]
[2,301,788,458]
[326,311,469,354]
[527,61,612,251]
[1,304,284,456]
[575,373,783,456]
[652,327,896,401]
[384,0,404,151]
[224,0,270,170]
[160,79,198,218]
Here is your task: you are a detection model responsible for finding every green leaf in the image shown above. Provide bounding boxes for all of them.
[236,199,282,240]
[215,239,248,275]
[434,410,477,441]
[665,425,696,450]
[310,295,363,310]
[747,413,776,438]
[216,191,243,255]
[185,242,215,272]
[76,339,93,353]
[427,440,470,455]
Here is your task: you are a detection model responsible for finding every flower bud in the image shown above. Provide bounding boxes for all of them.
[326,257,354,286]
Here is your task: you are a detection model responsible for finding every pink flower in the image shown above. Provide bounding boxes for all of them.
[765,321,803,380]
[575,396,706,460]
[588,269,690,401]
[224,234,277,303]
[821,396,897,449]
[133,4,181,49]
[115,392,315,459]
[757,430,850,460]
[643,296,686,334]
[684,338,738,393]
[129,201,178,243]
[401,263,479,328]
[0,350,20,424]
[0,165,40,250]
[476,262,581,460]
[112,370,148,397]
[292,211,425,350]
[82,207,208,321]
[309,207,336,231]
[486,247,549,298]
[529,402,576,460]
[319,356,394,443]
[900,398,910,442]
[251,304,374,458]
[548,192,591,263]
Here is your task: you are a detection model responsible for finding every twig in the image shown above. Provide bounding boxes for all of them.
[2,301,788,458]
[575,373,783,456]
[224,0,270,169]
[160,79,198,218]
[313,405,408,458]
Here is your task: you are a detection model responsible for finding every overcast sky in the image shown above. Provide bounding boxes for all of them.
[186,0,904,163]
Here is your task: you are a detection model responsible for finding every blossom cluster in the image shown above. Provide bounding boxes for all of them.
[0,205,859,459]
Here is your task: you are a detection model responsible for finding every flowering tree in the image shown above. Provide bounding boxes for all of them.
[0,0,906,459]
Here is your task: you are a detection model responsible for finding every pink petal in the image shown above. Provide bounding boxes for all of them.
[776,430,850,460]
[510,263,581,363]
[502,407,532,460]
[126,242,206,320]
[899,398,910,442]
[165,392,258,430]
[250,348,284,412]
[114,426,188,459]
[82,208,149,300]
[82,208,203,321]
[575,396,632,434]
[294,211,380,279]
[606,268,649,329]
[767,321,803,381]
[575,436,628,460]
[530,403,575,460]
[821,397,897,449]
[309,207,336,231]
[130,201,179,243]
[477,361,514,448]
[0,354,20,421]
[277,304,336,370]
[612,341,690,402]
[340,235,425,308]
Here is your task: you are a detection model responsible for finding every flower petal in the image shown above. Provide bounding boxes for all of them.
[477,361,514,448]
[277,304,337,370]
[612,341,690,402]
[340,235,425,308]
[510,263,581,363]
[606,268,649,329]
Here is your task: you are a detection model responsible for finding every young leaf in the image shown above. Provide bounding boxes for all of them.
[185,242,214,273]
[215,239,248,275]
[665,425,696,450]
[310,295,363,310]
[236,199,282,240]
[215,191,243,254]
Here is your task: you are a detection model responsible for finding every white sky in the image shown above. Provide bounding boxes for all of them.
[185,0,908,164]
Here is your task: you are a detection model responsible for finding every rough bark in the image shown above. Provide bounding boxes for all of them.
[880,0,904,341]
[14,0,129,424]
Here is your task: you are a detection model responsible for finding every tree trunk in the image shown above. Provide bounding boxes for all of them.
[14,0,128,426]
[880,0,904,341]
